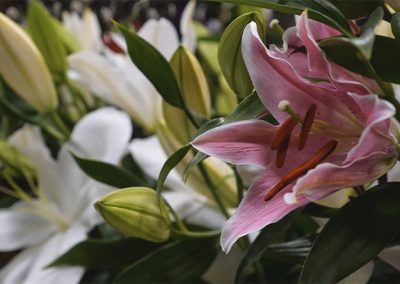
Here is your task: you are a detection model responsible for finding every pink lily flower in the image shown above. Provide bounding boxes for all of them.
[192,12,399,253]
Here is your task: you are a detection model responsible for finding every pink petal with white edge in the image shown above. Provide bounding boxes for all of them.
[192,120,277,168]
[221,168,309,253]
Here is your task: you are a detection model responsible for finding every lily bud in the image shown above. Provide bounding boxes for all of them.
[0,12,58,113]
[95,187,171,243]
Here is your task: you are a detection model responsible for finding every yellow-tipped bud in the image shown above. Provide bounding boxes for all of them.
[0,12,58,113]
[94,187,171,243]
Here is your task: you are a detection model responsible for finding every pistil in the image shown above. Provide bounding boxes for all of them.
[264,139,338,201]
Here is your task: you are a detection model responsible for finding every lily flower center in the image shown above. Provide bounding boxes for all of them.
[265,102,338,201]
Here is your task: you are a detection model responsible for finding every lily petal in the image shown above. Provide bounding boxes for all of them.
[221,170,308,253]
[138,18,179,60]
[0,202,55,251]
[180,0,197,52]
[8,126,59,205]
[379,245,400,271]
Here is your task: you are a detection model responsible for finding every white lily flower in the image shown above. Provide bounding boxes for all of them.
[0,107,132,283]
[62,8,103,52]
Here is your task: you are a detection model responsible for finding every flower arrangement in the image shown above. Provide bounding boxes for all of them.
[0,0,399,283]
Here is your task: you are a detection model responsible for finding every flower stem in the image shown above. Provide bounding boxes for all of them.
[48,111,70,140]
[198,162,230,218]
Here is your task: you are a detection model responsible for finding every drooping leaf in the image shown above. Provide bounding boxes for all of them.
[235,211,299,283]
[300,182,400,283]
[322,35,400,84]
[48,238,161,269]
[113,238,218,283]
[209,0,352,36]
[328,0,384,19]
[156,144,191,196]
[115,23,183,109]
[27,0,67,82]
[218,12,263,98]
[73,156,148,188]
[391,13,400,42]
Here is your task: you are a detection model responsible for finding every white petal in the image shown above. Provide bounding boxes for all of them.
[81,8,103,52]
[379,245,400,271]
[338,261,374,284]
[22,226,87,284]
[180,0,197,52]
[138,18,179,59]
[0,203,55,251]
[0,245,38,284]
[68,51,156,130]
[184,204,226,230]
[8,125,59,204]
[163,191,206,219]
[66,107,132,163]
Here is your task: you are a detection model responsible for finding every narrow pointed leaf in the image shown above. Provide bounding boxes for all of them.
[73,155,148,188]
[300,183,400,283]
[329,0,383,19]
[209,0,351,36]
[115,23,183,109]
[113,238,218,283]
[391,13,400,42]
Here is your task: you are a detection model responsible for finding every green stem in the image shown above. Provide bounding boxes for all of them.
[171,227,220,239]
[198,162,230,218]
[48,111,70,139]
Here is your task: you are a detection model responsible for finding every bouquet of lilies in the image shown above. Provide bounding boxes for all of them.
[0,0,400,283]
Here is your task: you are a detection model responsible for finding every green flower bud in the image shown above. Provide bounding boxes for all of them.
[0,12,58,113]
[0,140,35,178]
[95,187,171,243]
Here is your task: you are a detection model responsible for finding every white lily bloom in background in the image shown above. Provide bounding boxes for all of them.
[68,0,196,132]
[0,107,132,283]
[62,8,103,52]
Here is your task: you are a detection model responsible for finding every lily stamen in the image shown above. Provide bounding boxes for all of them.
[298,104,317,150]
[264,139,338,201]
[102,34,126,55]
[271,117,297,150]
[276,133,291,168]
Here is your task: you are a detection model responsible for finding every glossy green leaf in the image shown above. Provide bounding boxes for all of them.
[210,0,352,36]
[218,12,263,98]
[116,23,183,109]
[73,156,148,188]
[328,0,383,19]
[300,182,400,283]
[156,144,191,196]
[48,238,161,269]
[322,35,400,84]
[27,0,67,82]
[391,13,400,42]
[113,238,218,283]
[235,211,299,283]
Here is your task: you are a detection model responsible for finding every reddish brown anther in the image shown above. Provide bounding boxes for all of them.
[276,133,291,168]
[102,34,126,55]
[298,104,316,150]
[264,139,338,201]
[271,117,297,150]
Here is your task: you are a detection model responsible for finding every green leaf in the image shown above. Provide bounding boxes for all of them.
[209,0,351,36]
[320,7,383,61]
[115,23,183,109]
[300,182,400,283]
[322,35,400,83]
[218,12,263,98]
[156,144,191,196]
[73,156,148,188]
[328,0,384,19]
[48,238,161,269]
[391,13,400,42]
[113,238,218,283]
[27,0,67,82]
[235,211,299,283]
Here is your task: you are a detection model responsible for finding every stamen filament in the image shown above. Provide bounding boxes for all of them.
[298,104,316,150]
[264,140,338,201]
[271,117,297,150]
